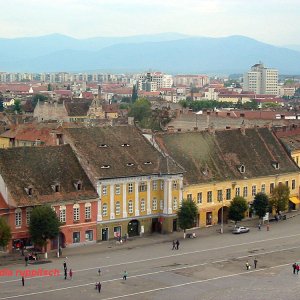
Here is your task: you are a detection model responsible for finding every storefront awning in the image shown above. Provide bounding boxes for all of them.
[289,196,300,204]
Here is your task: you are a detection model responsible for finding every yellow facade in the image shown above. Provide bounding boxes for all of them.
[0,137,9,149]
[183,172,300,227]
[291,150,300,167]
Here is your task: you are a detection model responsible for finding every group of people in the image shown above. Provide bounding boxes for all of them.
[246,258,258,270]
[172,240,180,250]
[63,261,72,280]
[292,263,300,274]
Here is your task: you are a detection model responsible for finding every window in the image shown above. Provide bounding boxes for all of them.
[217,190,222,201]
[243,187,248,197]
[73,232,80,243]
[187,194,193,201]
[85,230,93,241]
[139,182,147,192]
[102,203,108,217]
[270,183,275,193]
[172,180,178,189]
[152,181,157,191]
[235,187,240,197]
[115,184,121,195]
[226,188,231,200]
[128,183,133,194]
[102,185,107,196]
[160,181,164,190]
[197,192,202,204]
[73,204,80,221]
[85,203,91,220]
[140,199,145,212]
[207,191,212,203]
[252,185,256,196]
[152,198,157,210]
[59,206,66,223]
[285,181,289,187]
[26,208,32,225]
[115,201,121,216]
[128,200,133,214]
[292,179,296,190]
[261,184,266,193]
[160,200,164,210]
[15,209,22,227]
[173,197,178,210]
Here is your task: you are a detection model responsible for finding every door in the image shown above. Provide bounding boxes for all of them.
[128,220,139,237]
[102,228,109,241]
[206,212,212,226]
[172,219,177,232]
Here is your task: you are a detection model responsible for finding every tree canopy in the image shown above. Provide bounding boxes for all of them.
[29,206,60,251]
[269,184,290,214]
[0,93,4,112]
[32,94,48,107]
[253,192,269,219]
[13,99,22,114]
[0,217,11,249]
[228,196,248,224]
[177,200,198,231]
[128,98,152,123]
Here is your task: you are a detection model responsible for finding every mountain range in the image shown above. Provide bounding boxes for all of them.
[0,33,300,74]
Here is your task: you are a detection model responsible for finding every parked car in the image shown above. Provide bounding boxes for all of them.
[232,226,250,234]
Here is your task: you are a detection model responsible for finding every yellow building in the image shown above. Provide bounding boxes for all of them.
[64,126,184,240]
[156,127,300,227]
[0,136,9,148]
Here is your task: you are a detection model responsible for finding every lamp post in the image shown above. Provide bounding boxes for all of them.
[218,196,224,234]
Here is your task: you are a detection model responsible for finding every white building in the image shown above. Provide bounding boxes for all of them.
[243,63,278,95]
[138,72,173,91]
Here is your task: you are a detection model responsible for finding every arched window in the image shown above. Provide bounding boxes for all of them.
[59,205,66,223]
[73,204,80,221]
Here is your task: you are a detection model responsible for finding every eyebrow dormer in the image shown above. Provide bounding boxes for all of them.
[51,182,61,192]
[73,180,83,191]
[272,161,280,170]
[144,161,152,165]
[238,164,245,174]
[24,186,33,196]
[98,144,108,148]
[121,143,130,147]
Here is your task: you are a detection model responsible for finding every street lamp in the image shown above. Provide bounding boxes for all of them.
[218,196,224,234]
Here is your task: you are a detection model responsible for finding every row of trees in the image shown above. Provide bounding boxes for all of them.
[178,184,290,233]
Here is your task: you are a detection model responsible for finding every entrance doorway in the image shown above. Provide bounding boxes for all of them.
[102,228,109,241]
[206,212,212,226]
[128,220,139,237]
[172,219,177,232]
[151,218,162,233]
[217,206,229,224]
[51,232,66,250]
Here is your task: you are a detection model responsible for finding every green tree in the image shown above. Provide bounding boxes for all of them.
[131,84,138,103]
[13,99,22,114]
[177,199,198,238]
[253,192,269,219]
[269,184,290,214]
[32,94,48,108]
[47,83,52,91]
[228,196,248,225]
[0,217,11,249]
[0,93,4,112]
[128,98,151,123]
[29,206,60,257]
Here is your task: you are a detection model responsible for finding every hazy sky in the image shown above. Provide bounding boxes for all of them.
[0,0,299,45]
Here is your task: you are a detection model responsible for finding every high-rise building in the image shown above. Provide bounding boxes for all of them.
[243,63,278,95]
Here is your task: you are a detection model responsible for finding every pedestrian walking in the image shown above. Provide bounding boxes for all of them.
[123,270,128,280]
[21,276,24,287]
[64,268,67,280]
[293,263,297,274]
[254,258,258,269]
[172,240,176,250]
[267,224,270,231]
[176,240,180,250]
[63,261,67,270]
[98,282,101,293]
[69,269,73,280]
[297,264,299,275]
[98,268,101,276]
[246,261,250,270]
[124,233,128,242]
[25,255,28,267]
[258,223,261,230]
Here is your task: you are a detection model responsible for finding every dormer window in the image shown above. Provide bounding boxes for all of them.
[51,183,61,192]
[127,163,134,167]
[238,164,245,174]
[272,161,280,170]
[121,143,130,147]
[99,144,108,148]
[144,161,152,165]
[24,186,33,196]
[73,180,83,191]
[101,165,111,169]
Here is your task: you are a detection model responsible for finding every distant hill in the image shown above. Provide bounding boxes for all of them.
[0,34,300,74]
